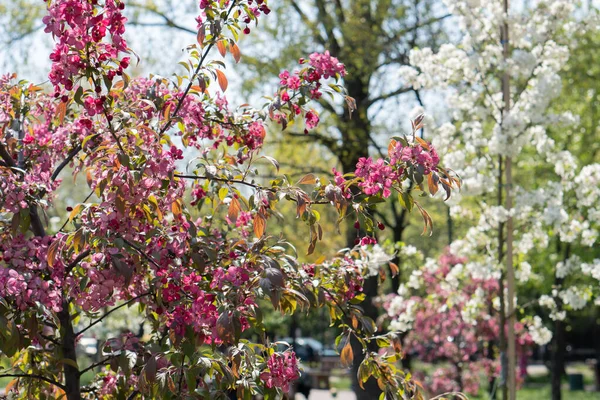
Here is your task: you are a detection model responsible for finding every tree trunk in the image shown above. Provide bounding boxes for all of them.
[339,105,381,399]
[58,300,81,400]
[551,319,565,400]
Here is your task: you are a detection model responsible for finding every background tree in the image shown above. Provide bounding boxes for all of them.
[0,1,460,399]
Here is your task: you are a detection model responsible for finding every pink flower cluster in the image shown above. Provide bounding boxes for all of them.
[160,272,219,338]
[355,157,397,198]
[0,235,63,312]
[389,141,440,175]
[260,351,300,392]
[43,0,130,93]
[196,0,270,35]
[387,250,533,396]
[304,51,347,81]
[274,53,346,132]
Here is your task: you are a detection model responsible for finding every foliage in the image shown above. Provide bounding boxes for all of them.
[0,1,460,399]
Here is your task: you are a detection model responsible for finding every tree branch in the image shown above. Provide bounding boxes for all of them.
[365,86,412,108]
[0,141,16,168]
[175,173,273,192]
[64,250,92,276]
[78,356,117,376]
[120,237,163,269]
[128,3,196,34]
[159,0,238,136]
[384,14,452,46]
[287,132,340,154]
[76,292,151,336]
[0,373,66,391]
[288,0,327,45]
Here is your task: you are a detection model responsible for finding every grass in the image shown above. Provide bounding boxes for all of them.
[327,362,600,399]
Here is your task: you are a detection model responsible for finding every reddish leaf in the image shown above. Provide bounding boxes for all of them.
[389,262,399,277]
[55,101,67,125]
[340,338,354,368]
[217,40,227,57]
[253,214,265,237]
[47,240,60,267]
[231,43,241,63]
[216,69,228,92]
[197,27,205,46]
[228,197,241,220]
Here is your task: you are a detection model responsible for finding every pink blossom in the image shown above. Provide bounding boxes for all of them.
[305,110,319,130]
[260,351,300,392]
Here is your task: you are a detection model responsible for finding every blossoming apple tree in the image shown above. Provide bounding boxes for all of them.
[0,0,460,399]
[389,0,600,399]
[385,248,534,397]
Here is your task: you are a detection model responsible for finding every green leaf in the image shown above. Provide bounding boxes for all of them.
[398,191,414,212]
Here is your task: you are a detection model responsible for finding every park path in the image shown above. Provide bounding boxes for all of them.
[297,389,356,400]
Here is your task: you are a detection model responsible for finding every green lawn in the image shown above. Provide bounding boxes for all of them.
[327,362,600,399]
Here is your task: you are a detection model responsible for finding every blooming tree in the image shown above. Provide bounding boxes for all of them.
[0,1,460,399]
[386,249,533,396]
[390,0,600,398]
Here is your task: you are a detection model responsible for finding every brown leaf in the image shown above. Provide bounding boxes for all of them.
[388,139,397,156]
[389,262,399,277]
[47,240,60,267]
[427,173,439,195]
[145,355,157,383]
[340,338,354,368]
[171,200,182,217]
[216,69,228,92]
[86,169,93,188]
[297,173,317,185]
[231,43,241,63]
[217,40,227,57]
[415,136,430,150]
[163,103,172,121]
[55,101,67,125]
[253,214,266,237]
[216,312,235,343]
[197,27,205,46]
[228,197,241,221]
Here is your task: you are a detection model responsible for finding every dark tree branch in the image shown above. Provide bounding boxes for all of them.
[288,0,327,45]
[0,141,16,168]
[287,132,340,154]
[366,86,412,108]
[51,143,85,182]
[175,173,272,192]
[76,292,152,336]
[64,250,92,276]
[315,0,341,54]
[384,14,452,46]
[128,3,196,34]
[120,237,164,269]
[0,374,66,391]
[333,0,346,24]
[78,356,117,376]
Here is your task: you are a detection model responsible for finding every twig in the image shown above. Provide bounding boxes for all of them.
[159,0,238,136]
[64,249,92,276]
[76,292,151,336]
[120,237,162,269]
[174,173,271,191]
[0,373,66,391]
[78,356,116,376]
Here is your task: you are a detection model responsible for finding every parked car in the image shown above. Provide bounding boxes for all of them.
[279,337,337,361]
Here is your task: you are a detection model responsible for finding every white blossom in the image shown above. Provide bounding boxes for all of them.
[529,316,553,345]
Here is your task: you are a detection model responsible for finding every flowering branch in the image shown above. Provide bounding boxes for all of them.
[159,0,238,135]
